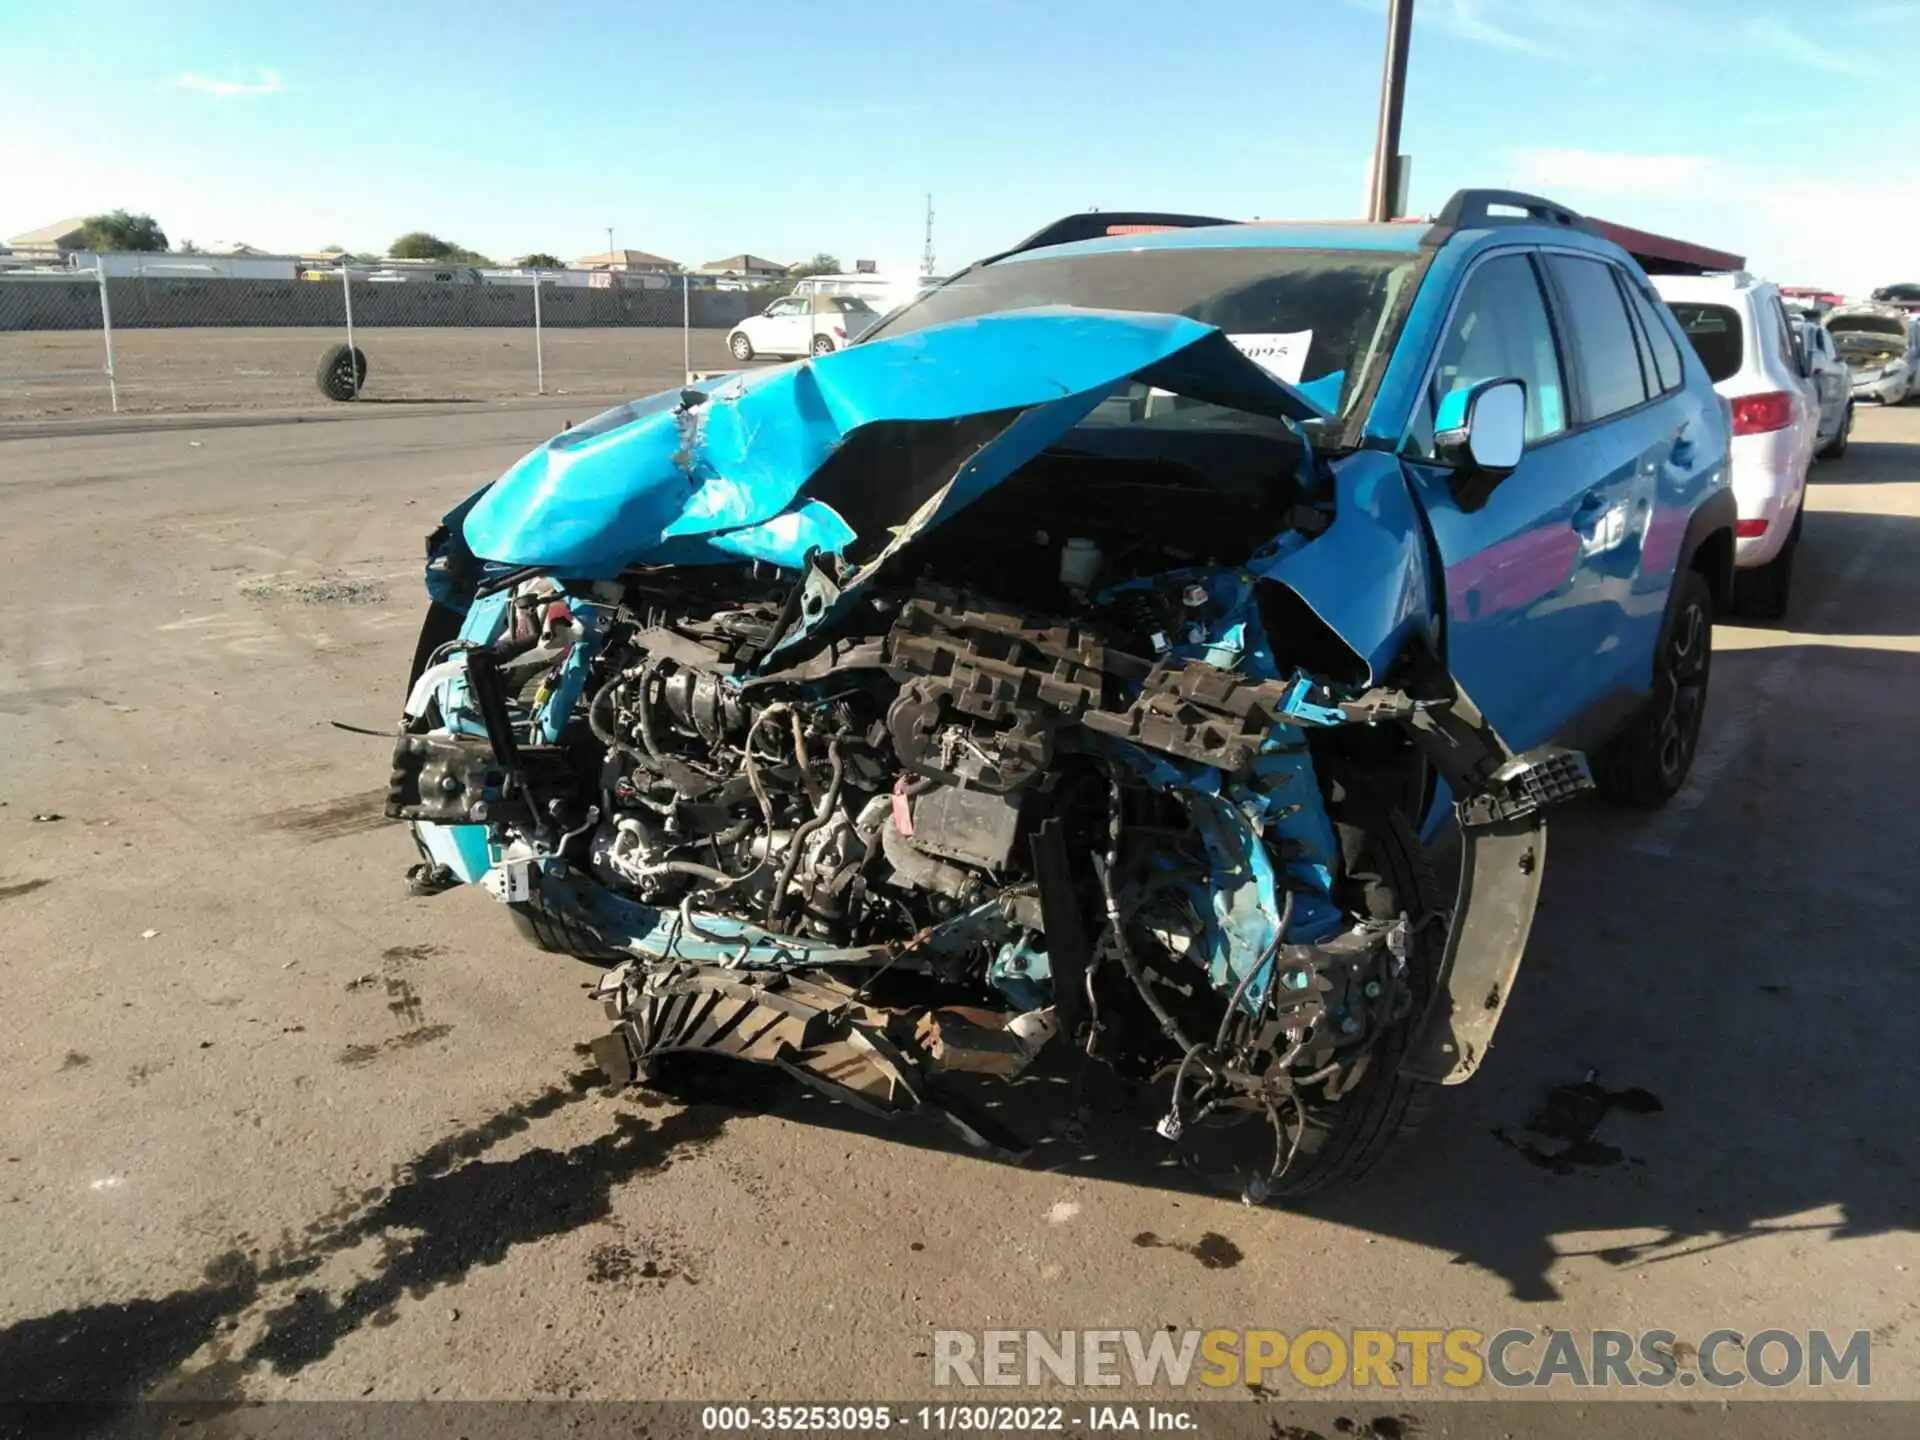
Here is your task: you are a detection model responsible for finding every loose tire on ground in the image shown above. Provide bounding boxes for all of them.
[1591,566,1714,807]
[316,343,368,401]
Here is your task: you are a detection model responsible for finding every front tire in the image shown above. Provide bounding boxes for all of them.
[1591,566,1713,808]
[508,882,625,963]
[1182,796,1446,1202]
[727,331,755,361]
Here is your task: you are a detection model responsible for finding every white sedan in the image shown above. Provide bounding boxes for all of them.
[1827,305,1919,406]
[726,294,881,361]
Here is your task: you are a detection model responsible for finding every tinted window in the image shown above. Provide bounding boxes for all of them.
[1625,282,1684,392]
[1667,303,1744,383]
[1771,298,1801,374]
[1410,253,1566,453]
[1545,255,1651,418]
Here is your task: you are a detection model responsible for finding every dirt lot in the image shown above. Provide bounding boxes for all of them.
[0,401,1916,1428]
[0,326,739,420]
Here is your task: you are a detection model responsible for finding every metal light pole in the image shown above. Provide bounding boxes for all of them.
[1367,0,1415,221]
[606,226,615,266]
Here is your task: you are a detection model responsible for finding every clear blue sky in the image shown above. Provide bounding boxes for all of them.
[2,0,1913,292]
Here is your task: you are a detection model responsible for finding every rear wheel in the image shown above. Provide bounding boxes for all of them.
[1730,511,1798,622]
[1591,567,1714,807]
[1817,404,1852,460]
[811,334,836,356]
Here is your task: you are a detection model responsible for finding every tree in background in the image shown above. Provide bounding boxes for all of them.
[389,232,492,266]
[519,252,563,269]
[77,210,168,252]
[788,253,842,278]
[174,238,198,253]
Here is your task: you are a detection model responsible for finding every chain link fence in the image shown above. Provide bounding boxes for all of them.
[0,262,753,422]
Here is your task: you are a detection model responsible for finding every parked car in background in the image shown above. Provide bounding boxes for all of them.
[1794,316,1854,460]
[1827,303,1919,406]
[391,190,1735,1197]
[1868,282,1920,315]
[727,293,881,360]
[1655,272,1817,619]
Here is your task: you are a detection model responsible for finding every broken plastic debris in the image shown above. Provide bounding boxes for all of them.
[31,813,63,823]
[916,1005,1057,1078]
[139,929,159,940]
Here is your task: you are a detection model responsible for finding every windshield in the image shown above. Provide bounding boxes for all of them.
[866,246,1420,427]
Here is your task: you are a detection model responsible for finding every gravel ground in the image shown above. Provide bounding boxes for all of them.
[0,401,1915,1430]
[0,326,739,420]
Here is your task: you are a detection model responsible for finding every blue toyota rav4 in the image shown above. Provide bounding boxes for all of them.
[389,190,1733,1196]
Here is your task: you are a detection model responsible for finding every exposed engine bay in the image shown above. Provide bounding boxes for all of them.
[386,310,1592,1198]
[391,459,1585,1198]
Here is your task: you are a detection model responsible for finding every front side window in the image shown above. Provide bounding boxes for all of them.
[1406,253,1566,457]
[1545,255,1651,419]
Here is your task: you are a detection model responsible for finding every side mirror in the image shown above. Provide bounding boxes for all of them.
[1435,378,1526,479]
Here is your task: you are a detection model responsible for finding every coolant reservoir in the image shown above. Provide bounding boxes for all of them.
[1059,537,1102,593]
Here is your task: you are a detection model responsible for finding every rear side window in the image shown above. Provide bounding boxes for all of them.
[1544,255,1650,419]
[1667,303,1744,383]
[1769,297,1801,374]
[1624,282,1684,392]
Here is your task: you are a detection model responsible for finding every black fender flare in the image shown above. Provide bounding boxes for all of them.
[1677,486,1737,606]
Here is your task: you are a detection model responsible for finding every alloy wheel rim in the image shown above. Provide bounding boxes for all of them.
[1656,599,1709,779]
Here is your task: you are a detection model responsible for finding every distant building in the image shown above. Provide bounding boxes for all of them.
[7,217,89,261]
[698,253,789,280]
[573,248,681,274]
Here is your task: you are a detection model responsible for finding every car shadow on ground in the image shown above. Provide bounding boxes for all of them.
[671,639,1920,1304]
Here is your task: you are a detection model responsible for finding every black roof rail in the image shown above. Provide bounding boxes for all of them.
[971,210,1237,269]
[1429,188,1593,235]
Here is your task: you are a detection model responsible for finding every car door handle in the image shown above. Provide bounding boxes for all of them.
[1670,435,1695,465]
[1572,489,1606,520]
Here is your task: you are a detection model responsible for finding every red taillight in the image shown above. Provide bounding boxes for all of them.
[1736,518,1770,538]
[1731,390,1794,435]
[832,325,846,338]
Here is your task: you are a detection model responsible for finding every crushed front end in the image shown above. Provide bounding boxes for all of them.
[387,310,1587,1196]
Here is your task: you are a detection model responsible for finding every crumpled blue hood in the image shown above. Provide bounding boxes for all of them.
[461,307,1330,579]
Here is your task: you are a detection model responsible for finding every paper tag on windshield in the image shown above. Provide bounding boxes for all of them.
[1228,331,1312,385]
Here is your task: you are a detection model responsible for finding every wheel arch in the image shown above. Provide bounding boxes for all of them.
[1679,487,1737,610]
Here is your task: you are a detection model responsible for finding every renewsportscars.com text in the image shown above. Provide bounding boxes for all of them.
[932,1328,1873,1390]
